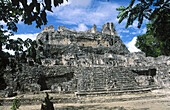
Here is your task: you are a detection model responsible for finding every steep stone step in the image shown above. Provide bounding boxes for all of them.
[76,87,162,96]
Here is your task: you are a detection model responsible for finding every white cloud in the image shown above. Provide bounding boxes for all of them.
[27,0,43,4]
[3,49,15,55]
[10,33,38,41]
[74,24,88,32]
[128,19,148,33]
[118,29,129,33]
[0,16,23,26]
[129,20,138,28]
[131,29,146,35]
[70,0,92,7]
[122,30,129,33]
[131,32,137,35]
[3,33,38,55]
[119,34,123,38]
[46,0,137,38]
[126,37,141,52]
[0,21,6,25]
[49,1,120,27]
[60,0,71,6]
[142,27,147,34]
[18,16,24,24]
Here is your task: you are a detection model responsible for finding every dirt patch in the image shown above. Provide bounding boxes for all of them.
[0,89,170,110]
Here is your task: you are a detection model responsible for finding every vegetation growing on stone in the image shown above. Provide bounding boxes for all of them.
[11,96,23,110]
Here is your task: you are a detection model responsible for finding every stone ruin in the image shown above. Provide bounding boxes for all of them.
[0,22,170,96]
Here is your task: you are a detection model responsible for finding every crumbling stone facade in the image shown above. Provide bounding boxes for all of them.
[1,23,170,96]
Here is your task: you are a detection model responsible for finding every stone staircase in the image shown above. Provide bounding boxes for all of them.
[92,72,106,90]
[76,66,159,95]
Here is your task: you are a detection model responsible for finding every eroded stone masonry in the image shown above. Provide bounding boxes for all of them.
[1,23,170,95]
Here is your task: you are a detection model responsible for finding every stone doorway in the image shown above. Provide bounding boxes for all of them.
[0,75,7,90]
[37,75,48,91]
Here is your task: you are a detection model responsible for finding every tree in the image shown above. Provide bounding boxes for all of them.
[0,0,67,68]
[1,0,67,32]
[135,24,162,57]
[116,0,170,56]
[0,0,68,87]
[0,0,67,49]
[136,22,169,57]
[136,34,162,57]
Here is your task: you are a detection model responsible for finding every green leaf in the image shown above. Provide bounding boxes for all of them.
[54,0,59,7]
[58,0,64,4]
[41,10,47,25]
[118,11,128,24]
[116,6,126,11]
[127,0,135,8]
[25,38,33,45]
[17,38,24,44]
[36,3,40,13]
[11,0,19,7]
[118,17,125,24]
[138,13,144,28]
[117,10,127,18]
[28,3,34,12]
[45,0,52,12]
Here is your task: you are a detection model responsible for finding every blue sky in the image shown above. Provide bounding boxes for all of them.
[1,0,149,52]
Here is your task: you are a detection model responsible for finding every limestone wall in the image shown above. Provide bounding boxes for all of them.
[1,23,169,95]
[2,52,170,94]
[36,22,129,57]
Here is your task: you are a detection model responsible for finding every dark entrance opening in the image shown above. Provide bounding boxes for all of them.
[0,75,7,90]
[149,69,156,77]
[132,68,156,86]
[37,75,48,91]
[132,68,156,76]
